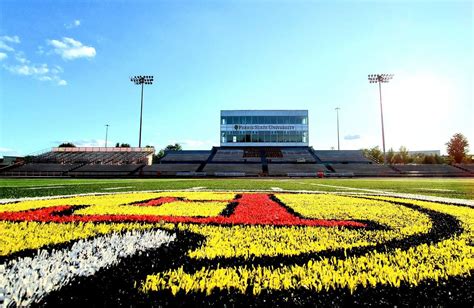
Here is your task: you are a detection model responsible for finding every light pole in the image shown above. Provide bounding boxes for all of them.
[130,75,154,148]
[335,107,340,151]
[105,124,109,147]
[368,73,394,164]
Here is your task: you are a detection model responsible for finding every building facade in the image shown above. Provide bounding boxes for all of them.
[220,110,309,147]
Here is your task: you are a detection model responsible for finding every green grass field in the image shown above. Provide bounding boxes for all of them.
[1,177,473,200]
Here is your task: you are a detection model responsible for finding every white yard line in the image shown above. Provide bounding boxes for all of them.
[271,187,283,191]
[22,186,66,190]
[188,187,206,190]
[102,186,134,190]
[419,188,454,192]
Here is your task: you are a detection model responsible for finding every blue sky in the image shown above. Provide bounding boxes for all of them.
[1,0,472,157]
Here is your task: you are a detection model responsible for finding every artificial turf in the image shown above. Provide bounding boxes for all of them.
[0,177,473,200]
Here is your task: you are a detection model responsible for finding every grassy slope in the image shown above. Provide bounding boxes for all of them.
[0,178,473,200]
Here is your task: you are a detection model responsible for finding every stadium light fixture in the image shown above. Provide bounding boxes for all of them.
[368,74,393,164]
[130,75,154,148]
[105,124,109,148]
[335,107,340,151]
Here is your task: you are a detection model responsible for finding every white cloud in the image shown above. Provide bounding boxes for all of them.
[14,52,29,64]
[0,35,68,86]
[48,37,96,60]
[4,62,67,86]
[344,134,361,140]
[6,63,49,76]
[69,139,106,147]
[1,35,20,44]
[66,19,81,29]
[0,35,20,52]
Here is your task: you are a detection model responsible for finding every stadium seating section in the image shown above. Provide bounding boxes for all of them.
[268,164,326,176]
[1,147,473,177]
[160,151,211,162]
[330,163,399,176]
[203,163,263,176]
[392,164,468,176]
[312,150,371,163]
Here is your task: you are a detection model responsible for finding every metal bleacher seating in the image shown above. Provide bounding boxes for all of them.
[268,163,327,176]
[70,164,143,176]
[2,163,81,176]
[161,151,211,162]
[203,163,262,176]
[330,164,399,177]
[212,149,246,162]
[141,164,200,176]
[268,148,315,163]
[455,164,474,174]
[393,164,469,176]
[312,150,371,163]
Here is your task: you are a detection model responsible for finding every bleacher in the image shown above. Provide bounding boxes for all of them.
[141,164,200,176]
[268,163,327,176]
[70,164,143,177]
[330,163,399,177]
[160,151,210,162]
[33,147,152,165]
[455,164,474,174]
[203,163,262,176]
[312,150,371,163]
[212,149,246,162]
[268,148,315,163]
[1,163,82,176]
[393,164,469,176]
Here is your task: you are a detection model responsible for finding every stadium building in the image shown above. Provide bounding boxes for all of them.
[1,109,472,178]
[220,110,309,147]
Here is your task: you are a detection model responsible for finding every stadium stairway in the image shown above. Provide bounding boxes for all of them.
[64,162,88,176]
[308,147,334,173]
[453,164,474,174]
[261,149,269,175]
[196,147,218,172]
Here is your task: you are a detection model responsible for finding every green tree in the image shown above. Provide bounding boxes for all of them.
[398,146,410,164]
[115,143,131,148]
[362,146,383,163]
[58,142,76,147]
[153,143,183,163]
[386,148,395,164]
[446,133,469,163]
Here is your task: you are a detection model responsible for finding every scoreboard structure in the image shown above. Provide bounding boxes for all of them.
[220,110,309,147]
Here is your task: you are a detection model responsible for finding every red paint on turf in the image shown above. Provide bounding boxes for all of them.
[0,193,366,228]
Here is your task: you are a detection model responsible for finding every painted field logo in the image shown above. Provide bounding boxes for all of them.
[0,191,472,306]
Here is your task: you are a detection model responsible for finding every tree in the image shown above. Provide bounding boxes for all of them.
[362,146,383,163]
[446,133,469,163]
[386,148,395,164]
[154,143,183,163]
[58,142,76,147]
[398,146,411,164]
[115,143,131,148]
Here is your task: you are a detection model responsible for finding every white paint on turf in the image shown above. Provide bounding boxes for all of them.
[102,186,134,190]
[0,229,175,307]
